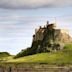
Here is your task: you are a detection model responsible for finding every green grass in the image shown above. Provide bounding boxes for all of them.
[0,52,12,63]
[0,52,10,57]
[0,44,72,65]
[6,51,72,65]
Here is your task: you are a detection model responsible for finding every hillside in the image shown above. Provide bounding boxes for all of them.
[0,44,71,65]
[0,52,10,57]
[0,52,11,63]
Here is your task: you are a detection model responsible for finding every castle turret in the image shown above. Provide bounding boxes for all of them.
[47,21,49,25]
[46,21,49,27]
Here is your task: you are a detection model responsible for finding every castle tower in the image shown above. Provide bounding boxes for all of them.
[54,17,57,29]
[46,21,49,27]
[47,21,49,25]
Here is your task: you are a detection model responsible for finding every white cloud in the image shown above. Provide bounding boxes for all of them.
[0,0,72,9]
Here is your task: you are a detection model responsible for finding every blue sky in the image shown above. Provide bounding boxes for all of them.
[0,0,72,55]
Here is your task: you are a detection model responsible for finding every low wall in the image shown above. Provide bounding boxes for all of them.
[0,63,72,72]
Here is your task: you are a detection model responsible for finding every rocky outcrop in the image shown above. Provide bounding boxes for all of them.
[60,33,72,43]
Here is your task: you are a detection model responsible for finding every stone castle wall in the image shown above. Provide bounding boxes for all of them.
[0,64,72,72]
[33,26,70,43]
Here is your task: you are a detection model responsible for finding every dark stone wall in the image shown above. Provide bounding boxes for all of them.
[1,64,72,72]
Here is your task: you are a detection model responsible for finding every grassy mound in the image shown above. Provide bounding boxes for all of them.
[0,44,72,65]
[5,44,72,64]
[0,52,10,57]
[0,52,11,63]
[7,52,72,64]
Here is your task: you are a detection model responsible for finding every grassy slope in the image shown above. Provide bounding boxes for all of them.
[0,52,12,63]
[7,52,72,64]
[0,52,10,57]
[1,44,72,65]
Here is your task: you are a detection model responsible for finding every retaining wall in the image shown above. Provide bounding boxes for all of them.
[0,63,72,72]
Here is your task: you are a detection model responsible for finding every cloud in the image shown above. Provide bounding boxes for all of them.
[0,0,72,9]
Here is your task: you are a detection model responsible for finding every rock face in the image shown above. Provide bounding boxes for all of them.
[59,33,72,43]
[31,21,72,53]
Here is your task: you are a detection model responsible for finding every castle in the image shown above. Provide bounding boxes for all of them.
[15,21,72,58]
[32,21,70,42]
[31,21,72,53]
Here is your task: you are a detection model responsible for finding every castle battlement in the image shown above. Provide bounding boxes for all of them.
[32,21,71,44]
[33,21,61,41]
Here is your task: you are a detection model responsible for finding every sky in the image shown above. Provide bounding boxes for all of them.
[0,0,72,55]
